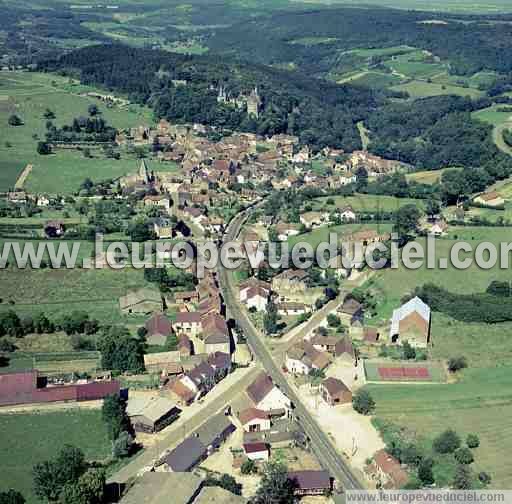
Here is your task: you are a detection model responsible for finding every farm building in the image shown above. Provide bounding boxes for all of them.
[126,395,181,433]
[389,296,431,347]
[0,370,119,407]
[119,288,163,315]
[320,377,352,406]
[287,470,332,496]
[120,472,203,504]
[144,312,173,346]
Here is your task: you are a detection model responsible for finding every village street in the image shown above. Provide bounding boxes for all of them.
[108,365,260,485]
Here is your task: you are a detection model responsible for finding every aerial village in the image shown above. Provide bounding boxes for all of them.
[0,89,485,503]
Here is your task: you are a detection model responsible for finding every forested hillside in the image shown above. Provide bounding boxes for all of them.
[38,44,384,152]
[206,8,512,76]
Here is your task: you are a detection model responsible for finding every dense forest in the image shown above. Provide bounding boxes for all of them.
[366,95,507,169]
[206,7,512,77]
[38,44,385,152]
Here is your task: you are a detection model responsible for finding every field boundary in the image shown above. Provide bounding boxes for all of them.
[14,164,32,189]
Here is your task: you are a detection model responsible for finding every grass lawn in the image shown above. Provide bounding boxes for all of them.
[289,222,393,249]
[405,167,458,185]
[0,267,152,325]
[391,80,483,99]
[0,409,111,503]
[0,71,154,193]
[472,104,512,127]
[350,71,403,90]
[311,194,425,213]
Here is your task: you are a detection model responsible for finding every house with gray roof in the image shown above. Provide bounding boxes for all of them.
[389,296,431,348]
[120,472,202,504]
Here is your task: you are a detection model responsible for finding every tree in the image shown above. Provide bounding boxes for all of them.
[102,394,131,441]
[43,109,56,120]
[204,474,242,496]
[433,429,461,454]
[453,464,472,489]
[112,431,134,458]
[98,326,145,374]
[241,459,257,475]
[352,389,375,415]
[393,204,421,243]
[327,314,341,327]
[37,142,52,155]
[466,434,480,449]
[0,490,25,504]
[454,447,474,465]
[33,445,87,502]
[448,356,467,373]
[263,301,279,336]
[425,198,441,220]
[59,468,105,504]
[418,458,435,485]
[88,104,99,116]
[402,341,416,360]
[478,472,491,485]
[8,114,23,126]
[127,221,154,242]
[254,462,296,504]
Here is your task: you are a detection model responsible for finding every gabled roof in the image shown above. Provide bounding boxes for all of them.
[120,472,203,504]
[339,298,363,315]
[335,336,355,358]
[246,372,274,405]
[322,377,350,397]
[145,312,172,337]
[163,436,206,472]
[243,442,268,454]
[239,407,269,425]
[174,311,202,324]
[287,470,331,491]
[390,296,430,335]
[126,395,179,423]
[195,412,235,448]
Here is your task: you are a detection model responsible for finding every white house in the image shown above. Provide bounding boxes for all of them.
[285,350,311,375]
[277,302,308,316]
[338,206,356,221]
[239,407,271,432]
[245,287,269,312]
[244,442,269,461]
[246,372,291,415]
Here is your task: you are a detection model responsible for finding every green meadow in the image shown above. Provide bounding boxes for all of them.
[0,410,111,504]
[0,71,154,193]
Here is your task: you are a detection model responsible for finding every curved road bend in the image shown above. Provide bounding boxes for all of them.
[217,205,364,494]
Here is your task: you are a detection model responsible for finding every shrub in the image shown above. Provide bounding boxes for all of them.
[8,114,23,126]
[448,356,467,373]
[433,429,461,454]
[454,447,474,465]
[241,459,257,475]
[478,472,491,485]
[466,434,480,449]
[418,458,434,485]
[453,464,473,489]
[352,389,375,415]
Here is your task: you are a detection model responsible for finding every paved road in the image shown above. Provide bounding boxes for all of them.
[218,206,364,495]
[108,366,260,485]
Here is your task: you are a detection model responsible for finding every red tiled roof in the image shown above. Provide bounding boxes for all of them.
[145,312,173,337]
[239,407,269,425]
[246,372,274,405]
[175,311,202,324]
[244,442,268,454]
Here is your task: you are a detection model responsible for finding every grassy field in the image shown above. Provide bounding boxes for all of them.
[367,365,512,488]
[0,267,152,324]
[289,222,393,248]
[472,104,512,127]
[311,194,425,213]
[0,71,154,193]
[406,168,446,184]
[391,80,483,99]
[350,71,403,90]
[359,226,512,486]
[0,410,111,503]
